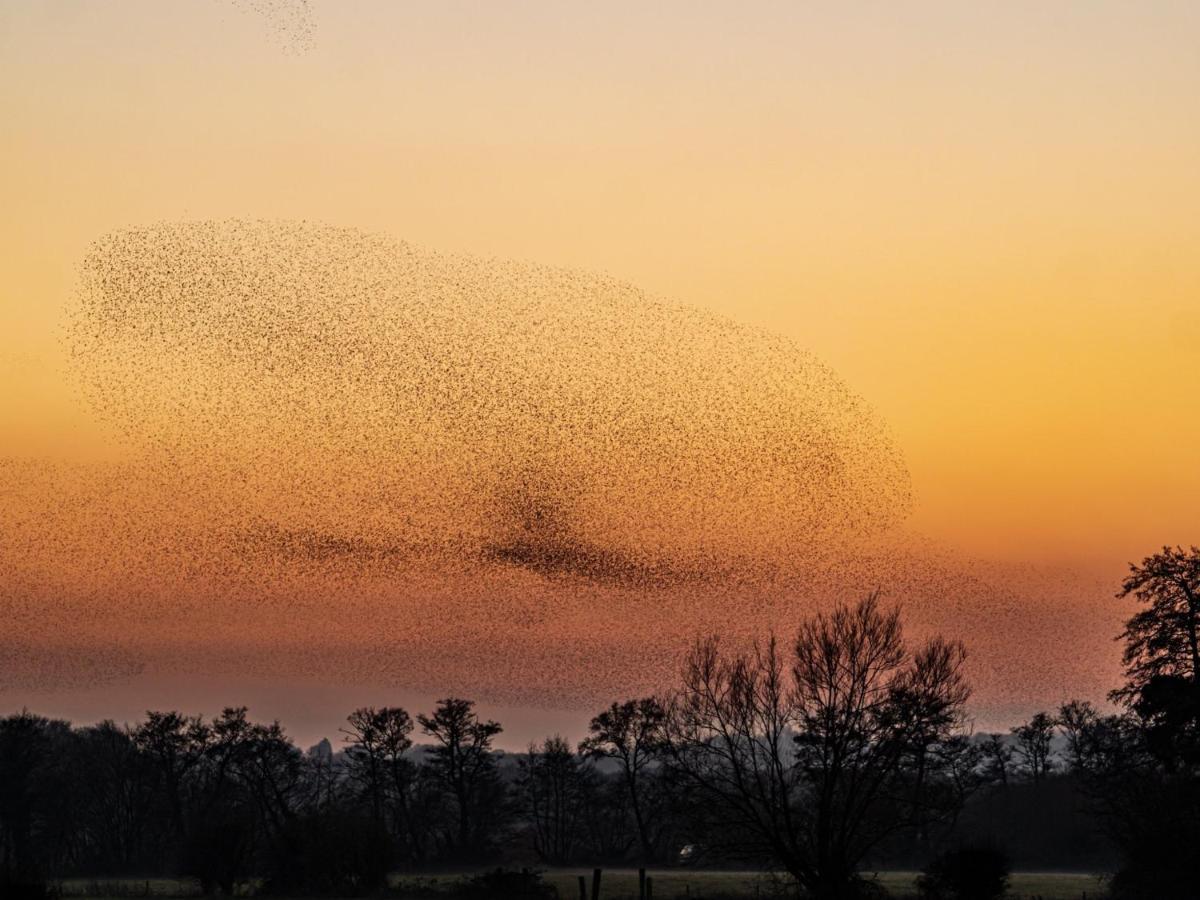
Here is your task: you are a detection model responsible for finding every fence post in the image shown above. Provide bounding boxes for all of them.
[646,875,654,900]
[591,868,602,900]
[577,875,587,900]
[639,868,646,900]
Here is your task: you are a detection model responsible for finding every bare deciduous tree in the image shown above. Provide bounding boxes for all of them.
[1012,712,1055,785]
[578,697,666,862]
[660,593,971,900]
[343,706,425,861]
[1056,700,1099,770]
[417,698,505,856]
[980,734,1014,787]
[519,735,588,865]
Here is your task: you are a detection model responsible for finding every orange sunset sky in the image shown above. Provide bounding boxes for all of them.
[1,1,1197,747]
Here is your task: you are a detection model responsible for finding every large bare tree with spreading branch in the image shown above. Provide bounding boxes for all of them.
[659,593,971,900]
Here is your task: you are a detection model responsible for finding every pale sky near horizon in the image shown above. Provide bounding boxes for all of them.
[2,1,1198,744]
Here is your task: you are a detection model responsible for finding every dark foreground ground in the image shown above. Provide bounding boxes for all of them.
[52,871,1108,900]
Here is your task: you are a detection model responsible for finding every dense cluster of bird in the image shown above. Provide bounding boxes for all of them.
[68,221,913,573]
[0,221,1120,715]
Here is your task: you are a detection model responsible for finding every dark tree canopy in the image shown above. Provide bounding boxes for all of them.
[1056,544,1200,899]
[1114,545,1200,703]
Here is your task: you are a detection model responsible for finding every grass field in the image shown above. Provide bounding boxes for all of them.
[59,870,1109,899]
[533,869,1106,900]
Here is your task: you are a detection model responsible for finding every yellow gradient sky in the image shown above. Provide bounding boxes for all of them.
[2,0,1197,578]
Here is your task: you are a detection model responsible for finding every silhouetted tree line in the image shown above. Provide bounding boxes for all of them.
[1,546,1198,899]
[896,545,1200,899]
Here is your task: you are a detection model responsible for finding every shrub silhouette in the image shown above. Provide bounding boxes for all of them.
[917,844,1010,900]
[0,878,57,900]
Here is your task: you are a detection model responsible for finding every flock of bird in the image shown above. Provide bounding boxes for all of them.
[232,0,314,53]
[0,220,1119,719]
